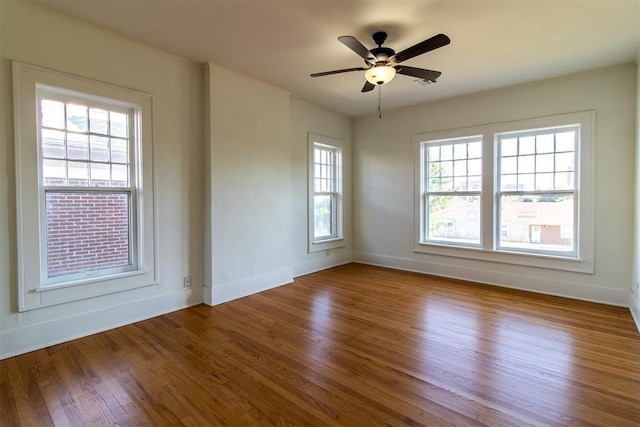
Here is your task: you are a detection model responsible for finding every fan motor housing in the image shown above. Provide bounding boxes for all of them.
[370,47,395,62]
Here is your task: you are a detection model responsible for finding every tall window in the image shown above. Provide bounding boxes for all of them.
[414,112,593,273]
[497,126,578,256]
[423,136,482,246]
[308,133,345,252]
[13,62,156,311]
[313,144,338,240]
[39,93,137,281]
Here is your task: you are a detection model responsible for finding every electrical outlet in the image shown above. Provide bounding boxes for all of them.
[183,275,191,288]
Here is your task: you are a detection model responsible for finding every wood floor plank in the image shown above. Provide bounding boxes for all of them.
[1,263,640,426]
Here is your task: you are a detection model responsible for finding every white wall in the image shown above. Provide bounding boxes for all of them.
[632,55,640,329]
[204,64,293,305]
[289,98,353,276]
[353,65,637,306]
[0,1,204,359]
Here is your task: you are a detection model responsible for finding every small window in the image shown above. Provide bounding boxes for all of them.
[308,133,345,252]
[13,62,156,311]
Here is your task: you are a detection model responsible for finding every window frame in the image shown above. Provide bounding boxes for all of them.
[13,61,157,311]
[413,111,594,274]
[308,133,345,253]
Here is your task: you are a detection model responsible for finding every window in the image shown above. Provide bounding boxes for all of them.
[13,62,156,311]
[423,136,482,246]
[414,112,594,273]
[497,126,578,256]
[308,133,345,252]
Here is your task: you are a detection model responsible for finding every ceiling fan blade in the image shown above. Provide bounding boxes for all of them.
[388,33,450,65]
[396,66,442,82]
[311,67,367,77]
[361,81,375,92]
[338,36,376,62]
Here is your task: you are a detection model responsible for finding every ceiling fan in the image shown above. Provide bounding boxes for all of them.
[311,31,450,93]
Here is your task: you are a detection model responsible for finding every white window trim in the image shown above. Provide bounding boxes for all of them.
[308,133,345,253]
[13,61,157,311]
[413,111,594,274]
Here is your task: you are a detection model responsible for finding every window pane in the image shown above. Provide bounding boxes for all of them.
[41,129,66,159]
[556,131,575,152]
[555,152,574,172]
[535,154,554,173]
[90,135,110,162]
[428,177,441,192]
[555,172,574,190]
[427,195,480,245]
[314,194,334,239]
[501,174,517,191]
[536,173,554,191]
[41,99,65,129]
[501,138,517,156]
[45,191,131,277]
[90,163,110,186]
[519,155,535,173]
[440,144,452,161]
[68,161,89,186]
[536,134,555,153]
[66,103,88,132]
[498,194,574,253]
[67,133,89,160]
[110,111,128,138]
[89,108,109,135]
[112,164,129,186]
[519,173,535,190]
[111,138,128,164]
[42,159,67,185]
[428,145,440,161]
[501,156,517,174]
[519,136,535,155]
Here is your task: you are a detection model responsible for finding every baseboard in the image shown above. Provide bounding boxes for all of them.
[205,267,293,306]
[292,252,353,278]
[630,293,640,333]
[0,286,204,360]
[355,252,629,307]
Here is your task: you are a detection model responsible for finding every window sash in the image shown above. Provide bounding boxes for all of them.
[314,191,337,240]
[41,188,138,285]
[313,143,339,242]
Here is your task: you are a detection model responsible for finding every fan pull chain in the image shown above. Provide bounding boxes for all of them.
[378,85,382,119]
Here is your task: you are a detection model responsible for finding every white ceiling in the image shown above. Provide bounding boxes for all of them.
[26,0,640,117]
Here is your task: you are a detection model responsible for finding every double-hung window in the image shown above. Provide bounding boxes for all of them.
[497,126,578,256]
[423,136,482,246]
[415,112,593,273]
[13,62,156,311]
[308,133,345,252]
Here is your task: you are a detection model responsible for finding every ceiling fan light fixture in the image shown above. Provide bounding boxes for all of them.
[365,65,396,85]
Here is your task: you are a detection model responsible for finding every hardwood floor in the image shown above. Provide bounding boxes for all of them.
[2,263,640,426]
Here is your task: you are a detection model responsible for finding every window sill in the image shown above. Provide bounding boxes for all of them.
[35,269,153,292]
[414,242,593,274]
[309,237,346,253]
